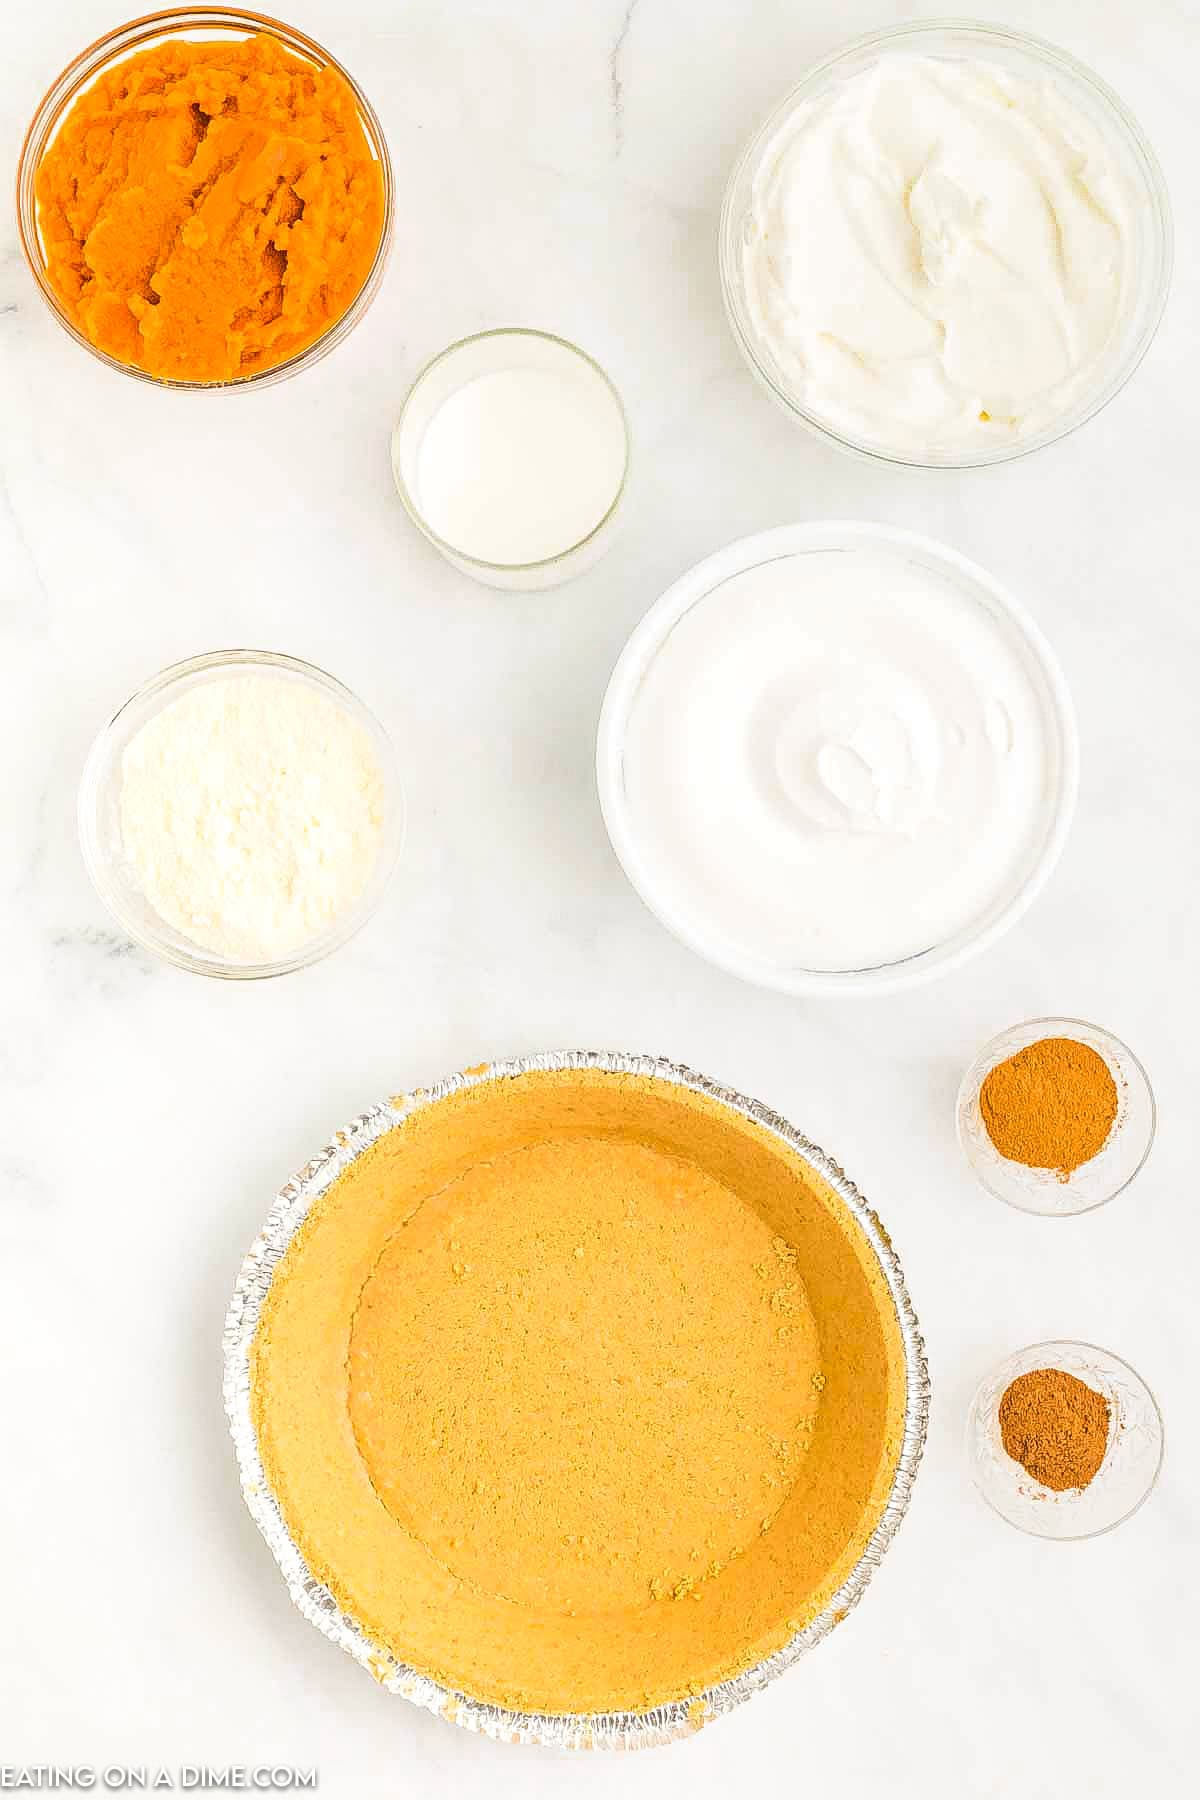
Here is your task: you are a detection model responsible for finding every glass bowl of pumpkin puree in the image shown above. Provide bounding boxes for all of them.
[17,9,393,388]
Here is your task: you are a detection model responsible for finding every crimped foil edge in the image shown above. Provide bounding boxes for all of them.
[222,1050,930,1751]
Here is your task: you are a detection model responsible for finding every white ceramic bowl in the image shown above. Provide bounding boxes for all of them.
[79,650,405,979]
[597,522,1079,997]
[719,20,1173,469]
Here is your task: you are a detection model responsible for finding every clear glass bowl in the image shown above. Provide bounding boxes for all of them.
[78,650,405,978]
[719,20,1173,469]
[16,7,394,391]
[957,1017,1155,1216]
[597,520,1079,998]
[967,1340,1164,1539]
[391,329,630,591]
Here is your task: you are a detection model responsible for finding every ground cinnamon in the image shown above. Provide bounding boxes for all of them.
[979,1036,1118,1179]
[999,1368,1110,1491]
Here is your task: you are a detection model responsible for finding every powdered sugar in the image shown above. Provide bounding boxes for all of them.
[118,675,386,963]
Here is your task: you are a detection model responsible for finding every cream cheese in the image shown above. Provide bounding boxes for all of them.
[620,547,1055,973]
[741,54,1135,455]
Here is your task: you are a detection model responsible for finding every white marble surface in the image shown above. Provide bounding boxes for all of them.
[1,1,1196,1793]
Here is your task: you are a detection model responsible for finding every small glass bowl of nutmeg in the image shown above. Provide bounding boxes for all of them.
[966,1341,1164,1539]
[956,1017,1155,1216]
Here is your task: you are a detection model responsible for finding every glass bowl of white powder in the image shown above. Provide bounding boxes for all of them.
[719,21,1172,468]
[79,650,404,978]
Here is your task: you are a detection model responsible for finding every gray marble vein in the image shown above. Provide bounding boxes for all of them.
[610,0,640,153]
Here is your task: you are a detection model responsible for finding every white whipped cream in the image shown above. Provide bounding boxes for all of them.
[621,547,1054,973]
[741,54,1134,455]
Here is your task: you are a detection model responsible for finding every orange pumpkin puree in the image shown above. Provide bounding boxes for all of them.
[35,34,385,383]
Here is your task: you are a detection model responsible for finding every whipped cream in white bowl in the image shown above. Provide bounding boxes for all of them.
[720,22,1171,468]
[597,523,1078,997]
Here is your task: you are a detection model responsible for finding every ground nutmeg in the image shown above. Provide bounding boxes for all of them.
[979,1036,1118,1180]
[999,1368,1111,1492]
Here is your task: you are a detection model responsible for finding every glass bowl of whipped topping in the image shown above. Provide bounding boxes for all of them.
[597,521,1078,997]
[79,650,405,978]
[719,21,1173,468]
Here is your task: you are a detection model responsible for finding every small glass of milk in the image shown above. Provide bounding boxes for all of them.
[392,328,629,590]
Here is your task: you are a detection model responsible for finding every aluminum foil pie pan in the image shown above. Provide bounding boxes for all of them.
[222,1050,930,1749]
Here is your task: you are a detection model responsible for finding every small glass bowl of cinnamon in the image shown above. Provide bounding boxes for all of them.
[966,1341,1164,1539]
[16,8,394,390]
[956,1017,1155,1217]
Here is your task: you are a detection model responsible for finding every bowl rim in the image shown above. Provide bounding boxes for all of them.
[955,1015,1157,1216]
[221,1050,931,1749]
[718,16,1175,470]
[390,327,631,576]
[966,1337,1165,1540]
[596,521,1081,997]
[78,647,405,978]
[15,5,395,391]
